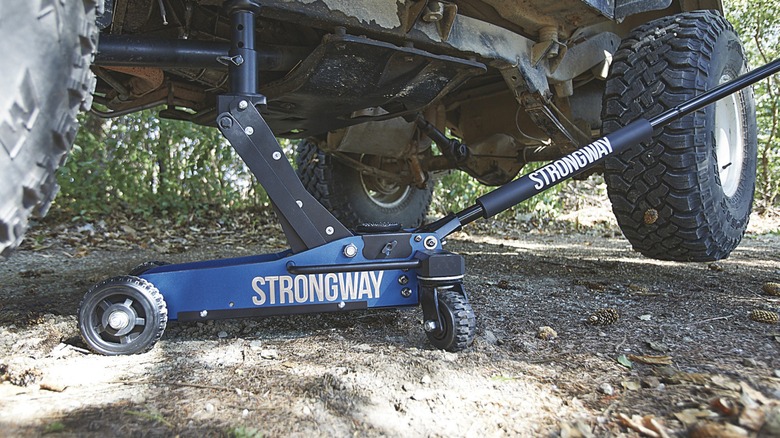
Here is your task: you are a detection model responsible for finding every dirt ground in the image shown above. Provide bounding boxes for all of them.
[1,210,779,437]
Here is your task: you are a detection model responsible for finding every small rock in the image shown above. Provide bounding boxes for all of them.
[352,343,372,352]
[773,369,780,378]
[235,388,242,396]
[743,358,758,367]
[599,383,614,396]
[249,340,263,349]
[420,374,431,385]
[242,409,249,418]
[260,349,279,360]
[638,314,652,321]
[302,406,312,416]
[642,376,661,389]
[708,262,724,272]
[537,326,558,340]
[217,331,228,339]
[483,330,499,345]
[205,403,215,413]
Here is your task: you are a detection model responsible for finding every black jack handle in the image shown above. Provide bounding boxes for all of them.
[424,58,780,236]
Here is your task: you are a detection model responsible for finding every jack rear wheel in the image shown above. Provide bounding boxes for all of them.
[78,276,167,355]
[426,289,476,352]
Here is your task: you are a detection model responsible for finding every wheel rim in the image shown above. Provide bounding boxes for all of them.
[713,73,745,198]
[358,155,411,209]
[82,283,158,353]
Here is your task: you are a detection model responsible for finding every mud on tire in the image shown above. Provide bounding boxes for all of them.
[296,139,433,229]
[0,0,101,257]
[602,11,757,262]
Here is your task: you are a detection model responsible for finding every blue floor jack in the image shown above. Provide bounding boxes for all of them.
[76,2,780,355]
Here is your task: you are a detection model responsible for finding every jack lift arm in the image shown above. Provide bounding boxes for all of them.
[76,1,780,354]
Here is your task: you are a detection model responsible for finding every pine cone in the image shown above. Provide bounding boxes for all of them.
[587,308,619,325]
[749,309,779,324]
[762,282,780,297]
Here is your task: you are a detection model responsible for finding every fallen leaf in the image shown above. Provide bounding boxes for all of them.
[711,375,741,391]
[619,413,660,437]
[688,421,748,438]
[647,341,670,353]
[616,354,633,369]
[738,406,765,431]
[622,380,641,391]
[674,409,718,426]
[628,354,673,365]
[710,397,739,416]
[739,382,771,405]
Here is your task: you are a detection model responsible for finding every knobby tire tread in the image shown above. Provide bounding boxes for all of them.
[0,0,101,257]
[602,11,755,261]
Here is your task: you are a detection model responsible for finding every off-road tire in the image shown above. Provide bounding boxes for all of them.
[296,139,433,229]
[602,11,757,262]
[0,0,101,257]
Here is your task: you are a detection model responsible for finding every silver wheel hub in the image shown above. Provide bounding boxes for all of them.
[358,155,411,208]
[713,73,745,198]
[108,310,130,330]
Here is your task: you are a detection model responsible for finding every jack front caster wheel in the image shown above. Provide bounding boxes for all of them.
[426,289,476,352]
[78,275,167,355]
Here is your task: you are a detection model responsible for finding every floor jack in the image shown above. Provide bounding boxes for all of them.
[76,2,780,355]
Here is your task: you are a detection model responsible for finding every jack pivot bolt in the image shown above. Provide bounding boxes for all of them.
[398,275,409,285]
[343,243,358,258]
[244,126,254,136]
[423,236,438,250]
[219,117,233,129]
[423,320,438,332]
[238,100,248,110]
[400,287,412,298]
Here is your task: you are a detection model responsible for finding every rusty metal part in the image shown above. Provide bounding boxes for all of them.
[460,134,525,186]
[548,32,621,83]
[331,153,415,186]
[407,152,428,187]
[326,116,418,156]
[93,80,210,117]
[102,65,165,98]
[516,91,591,152]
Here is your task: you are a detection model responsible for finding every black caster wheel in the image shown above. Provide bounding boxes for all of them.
[78,275,167,355]
[425,289,476,352]
[128,261,169,276]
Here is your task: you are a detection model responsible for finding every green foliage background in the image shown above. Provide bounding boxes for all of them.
[55,1,780,222]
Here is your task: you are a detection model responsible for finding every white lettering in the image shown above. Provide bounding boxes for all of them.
[279,276,293,304]
[252,277,267,305]
[529,171,545,190]
[251,272,385,306]
[325,273,339,301]
[369,271,384,298]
